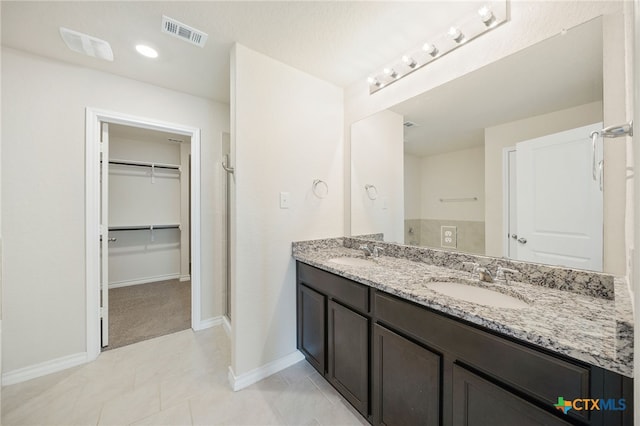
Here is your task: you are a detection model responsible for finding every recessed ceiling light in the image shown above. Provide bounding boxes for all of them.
[136,44,158,58]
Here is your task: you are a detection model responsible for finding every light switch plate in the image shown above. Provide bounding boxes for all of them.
[280,192,290,209]
[441,225,457,248]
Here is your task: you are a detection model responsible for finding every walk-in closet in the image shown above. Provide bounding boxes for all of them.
[103,124,191,350]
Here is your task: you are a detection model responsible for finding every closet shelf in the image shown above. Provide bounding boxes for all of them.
[109,224,181,231]
[109,159,181,171]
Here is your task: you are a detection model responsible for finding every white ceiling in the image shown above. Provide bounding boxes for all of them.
[1,1,482,104]
[393,17,603,157]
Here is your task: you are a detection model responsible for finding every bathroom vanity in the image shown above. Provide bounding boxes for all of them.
[293,238,633,426]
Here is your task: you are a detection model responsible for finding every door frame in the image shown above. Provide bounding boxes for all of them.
[502,146,516,258]
[85,107,202,360]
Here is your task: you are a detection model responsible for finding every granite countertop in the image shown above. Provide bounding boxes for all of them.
[293,242,633,378]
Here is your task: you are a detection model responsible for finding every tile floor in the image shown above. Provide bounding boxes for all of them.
[2,326,368,425]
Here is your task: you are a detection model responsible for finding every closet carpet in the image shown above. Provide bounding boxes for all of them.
[106,279,191,350]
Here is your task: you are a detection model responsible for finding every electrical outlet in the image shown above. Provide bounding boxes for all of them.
[441,226,457,248]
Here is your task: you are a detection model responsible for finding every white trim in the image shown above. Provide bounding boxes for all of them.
[501,146,516,258]
[85,108,202,361]
[179,274,191,282]
[227,351,305,391]
[222,316,232,339]
[2,352,88,386]
[193,316,223,331]
[108,274,181,289]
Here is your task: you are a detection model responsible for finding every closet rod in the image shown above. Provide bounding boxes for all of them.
[109,224,181,231]
[109,159,181,170]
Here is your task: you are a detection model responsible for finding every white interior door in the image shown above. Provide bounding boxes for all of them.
[516,122,603,271]
[100,122,109,347]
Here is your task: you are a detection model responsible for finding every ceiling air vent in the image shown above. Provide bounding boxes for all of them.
[403,121,419,128]
[59,27,114,61]
[161,15,208,48]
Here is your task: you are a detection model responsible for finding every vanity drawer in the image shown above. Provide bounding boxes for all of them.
[375,291,590,420]
[297,262,370,313]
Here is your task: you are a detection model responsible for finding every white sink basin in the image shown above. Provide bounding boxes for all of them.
[425,282,529,309]
[328,257,374,267]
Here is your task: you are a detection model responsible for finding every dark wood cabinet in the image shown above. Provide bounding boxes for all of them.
[297,283,326,373]
[296,262,371,418]
[295,261,632,426]
[452,364,571,426]
[373,324,441,426]
[328,300,369,414]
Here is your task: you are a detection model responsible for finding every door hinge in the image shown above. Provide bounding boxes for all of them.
[100,142,104,153]
[100,307,104,318]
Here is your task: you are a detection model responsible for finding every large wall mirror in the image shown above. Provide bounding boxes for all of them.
[351,17,627,274]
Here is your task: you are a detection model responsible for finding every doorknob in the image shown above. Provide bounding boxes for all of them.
[108,238,117,242]
[517,237,527,244]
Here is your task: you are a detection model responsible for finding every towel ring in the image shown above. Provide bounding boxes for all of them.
[312,179,329,199]
[365,184,378,200]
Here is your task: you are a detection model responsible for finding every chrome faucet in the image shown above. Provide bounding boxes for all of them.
[373,246,384,258]
[496,266,518,285]
[476,267,494,283]
[462,262,494,283]
[359,245,373,257]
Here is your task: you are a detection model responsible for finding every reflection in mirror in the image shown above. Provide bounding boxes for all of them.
[350,17,624,273]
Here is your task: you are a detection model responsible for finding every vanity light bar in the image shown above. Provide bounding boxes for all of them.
[367,1,507,94]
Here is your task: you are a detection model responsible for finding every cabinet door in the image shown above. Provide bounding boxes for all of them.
[328,300,369,416]
[372,324,440,426]
[298,284,326,373]
[452,364,571,426]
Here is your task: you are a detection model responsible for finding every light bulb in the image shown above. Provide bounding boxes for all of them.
[478,6,496,27]
[384,68,399,78]
[422,43,439,57]
[448,27,464,43]
[402,55,417,68]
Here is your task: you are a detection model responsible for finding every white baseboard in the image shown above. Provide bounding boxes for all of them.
[179,275,191,282]
[2,352,88,386]
[193,316,223,331]
[222,316,231,339]
[228,350,305,391]
[109,273,181,289]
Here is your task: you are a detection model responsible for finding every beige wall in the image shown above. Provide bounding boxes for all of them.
[484,101,607,261]
[404,147,485,253]
[420,147,484,222]
[403,154,421,220]
[231,44,344,377]
[351,110,404,243]
[1,48,229,373]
